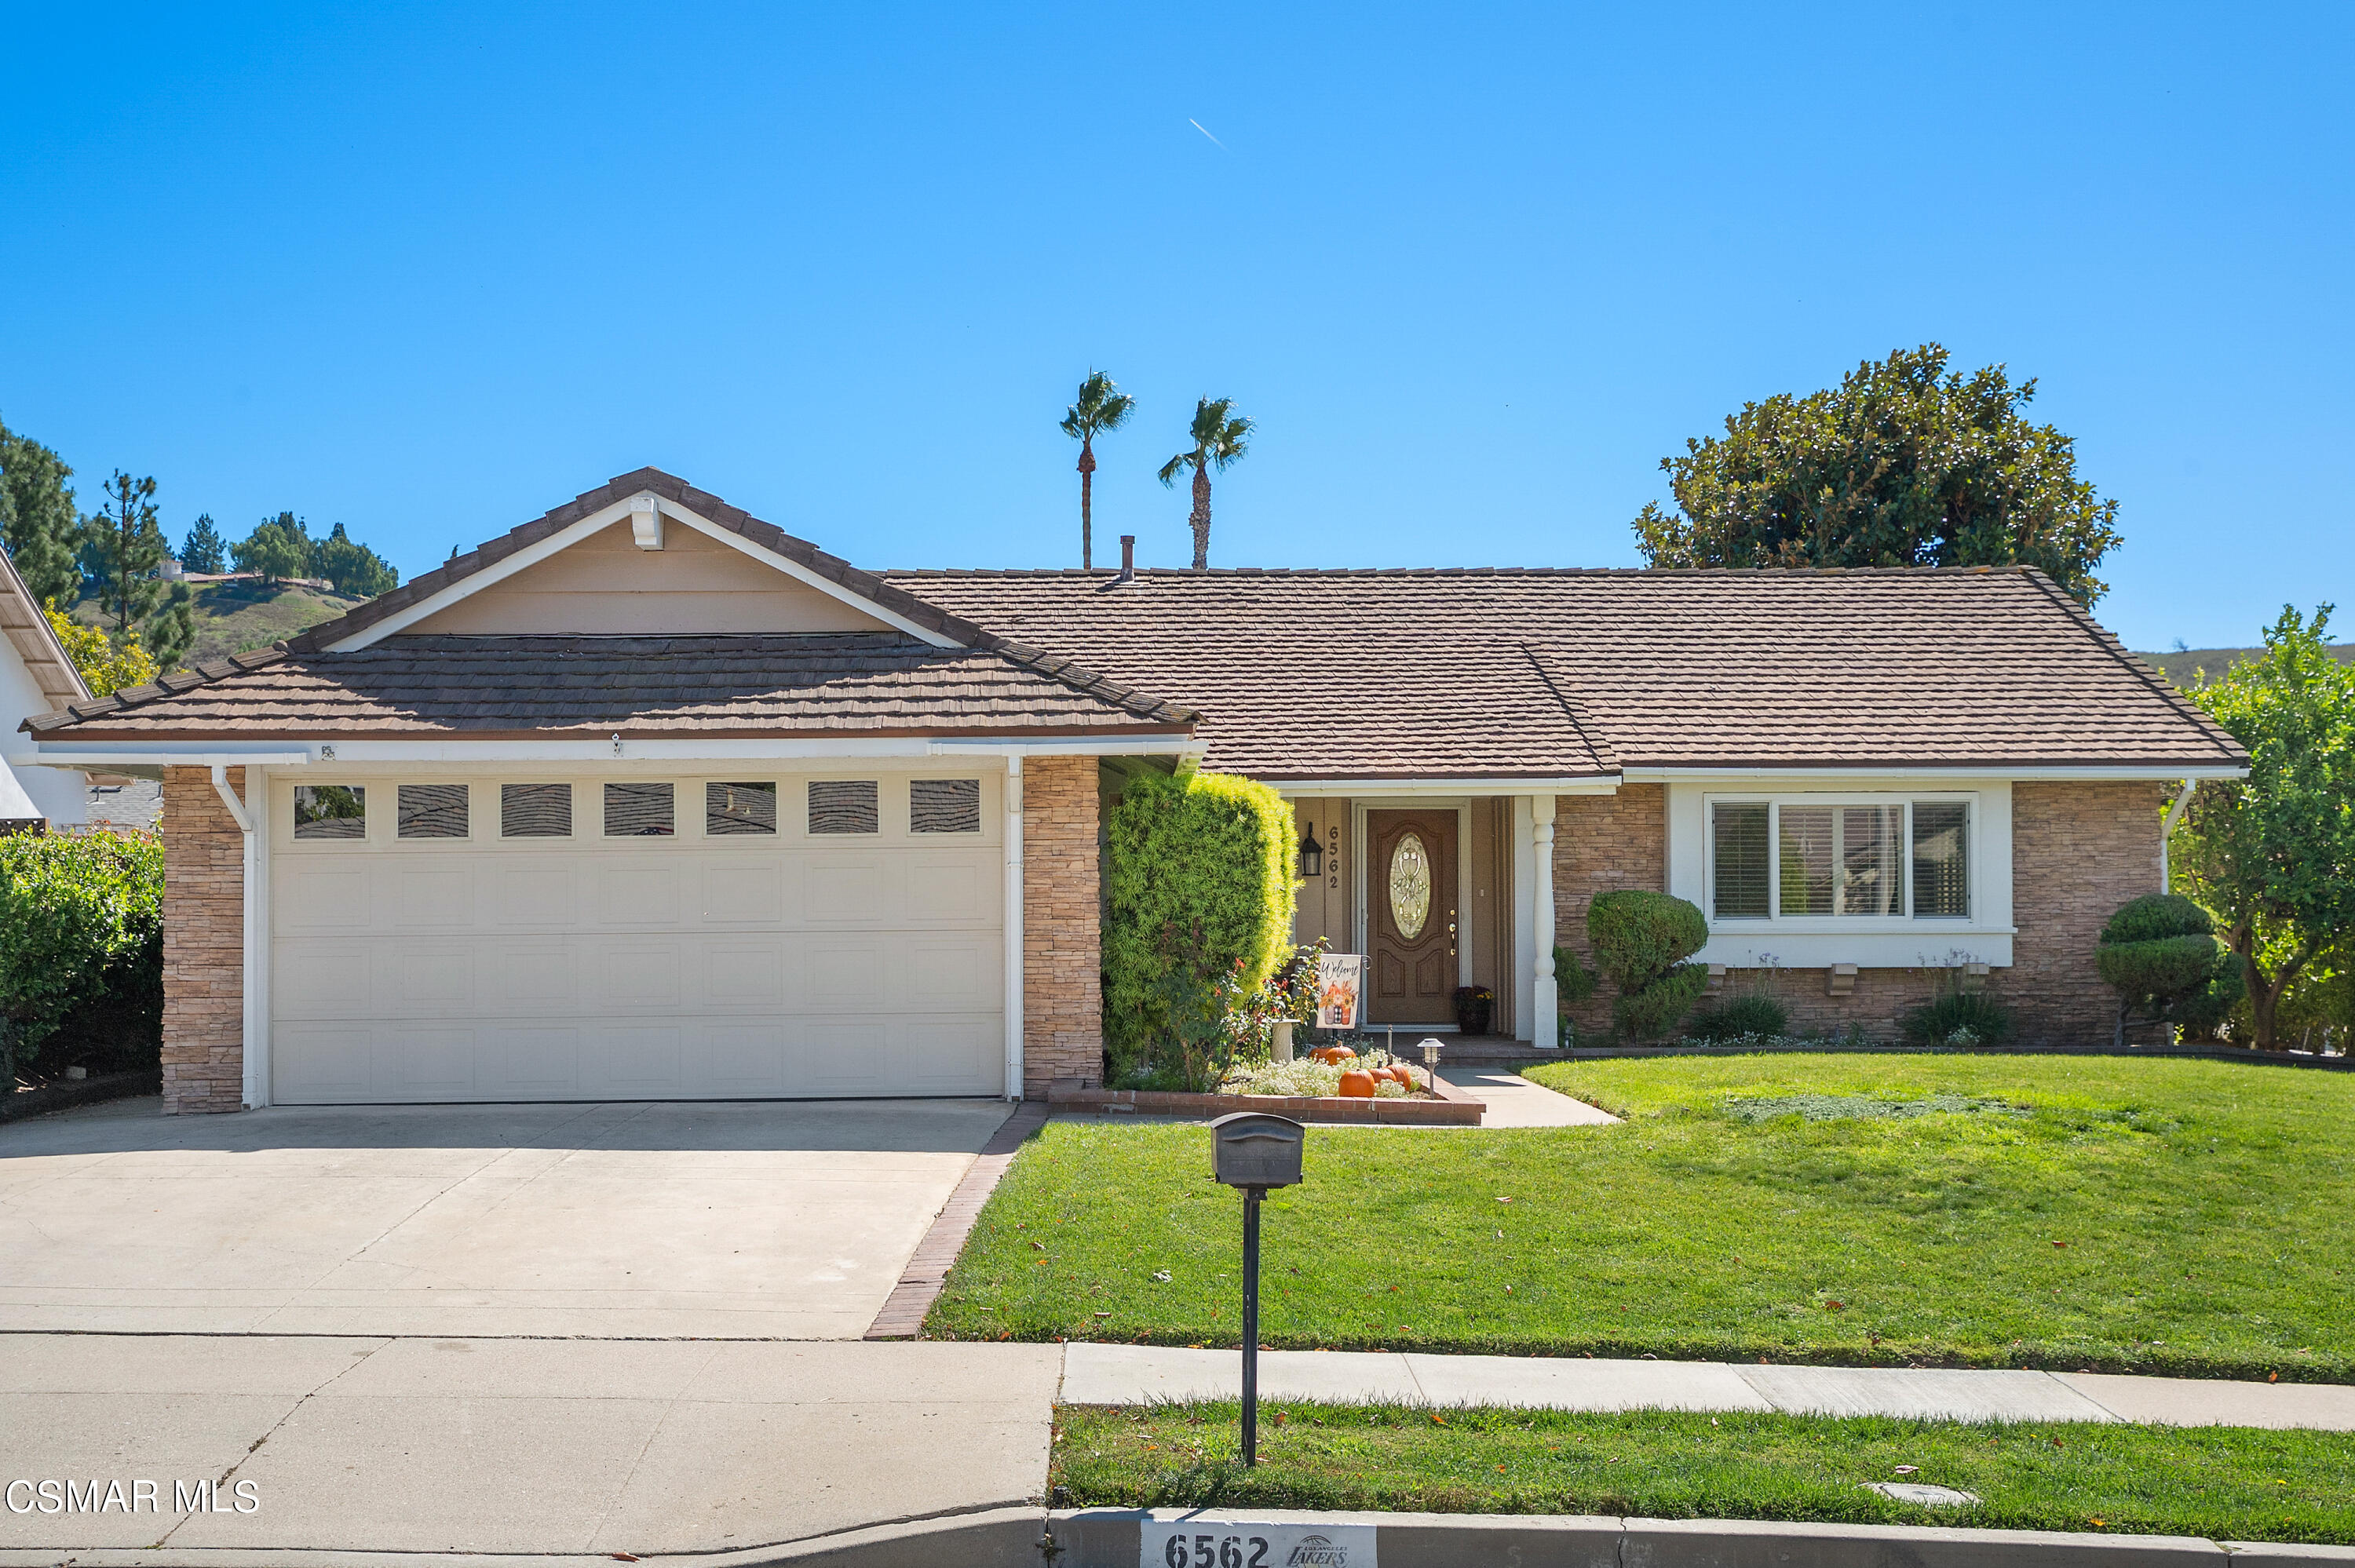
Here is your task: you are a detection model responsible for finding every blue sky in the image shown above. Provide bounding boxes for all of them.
[4,3,2348,651]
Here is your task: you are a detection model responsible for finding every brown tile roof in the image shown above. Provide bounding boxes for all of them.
[883,566,2247,777]
[24,634,1192,740]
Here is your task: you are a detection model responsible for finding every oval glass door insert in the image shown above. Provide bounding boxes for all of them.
[1389,832,1433,939]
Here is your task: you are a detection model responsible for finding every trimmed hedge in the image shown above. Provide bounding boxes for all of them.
[0,830,163,1082]
[1103,768,1297,1078]
[1586,890,1709,1041]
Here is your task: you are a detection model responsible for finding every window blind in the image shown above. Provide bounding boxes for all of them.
[1712,803,1769,917]
[1839,804,1904,917]
[1778,806,1835,915]
[1912,801,1970,917]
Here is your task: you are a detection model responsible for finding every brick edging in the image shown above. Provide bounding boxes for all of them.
[864,1100,1050,1340]
[1050,1076,1483,1125]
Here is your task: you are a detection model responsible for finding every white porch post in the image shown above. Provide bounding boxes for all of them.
[1002,756,1025,1100]
[1532,793,1558,1049]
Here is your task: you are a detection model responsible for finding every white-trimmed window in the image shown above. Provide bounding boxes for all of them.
[1708,797,1971,922]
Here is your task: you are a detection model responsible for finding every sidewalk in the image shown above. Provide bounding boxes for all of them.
[1059,1342,2355,1430]
[6,1334,2354,1559]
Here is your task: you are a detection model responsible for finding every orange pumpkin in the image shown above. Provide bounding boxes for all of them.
[1312,1045,1356,1065]
[1337,1069,1377,1098]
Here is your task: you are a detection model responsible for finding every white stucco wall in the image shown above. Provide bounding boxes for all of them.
[0,631,86,824]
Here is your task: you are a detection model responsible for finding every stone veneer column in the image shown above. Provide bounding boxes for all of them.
[1020,754,1103,1096]
[160,766,247,1114]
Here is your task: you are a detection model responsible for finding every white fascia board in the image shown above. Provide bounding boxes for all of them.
[926,735,1195,757]
[328,493,961,652]
[309,736,1188,764]
[12,748,311,769]
[1277,775,1621,798]
[1623,764,2245,782]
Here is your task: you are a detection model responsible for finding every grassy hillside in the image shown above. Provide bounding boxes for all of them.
[72,578,368,669]
[2136,642,2355,689]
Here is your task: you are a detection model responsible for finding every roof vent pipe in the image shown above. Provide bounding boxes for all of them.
[1117,535,1135,582]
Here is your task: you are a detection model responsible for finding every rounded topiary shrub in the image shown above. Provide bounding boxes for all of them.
[2097,893,2237,1043]
[1586,890,1709,1041]
[1688,992,1791,1042]
[2099,893,2213,946]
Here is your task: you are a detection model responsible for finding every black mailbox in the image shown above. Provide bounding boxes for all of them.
[1210,1111,1305,1189]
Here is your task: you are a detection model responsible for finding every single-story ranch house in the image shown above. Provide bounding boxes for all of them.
[13,469,2248,1114]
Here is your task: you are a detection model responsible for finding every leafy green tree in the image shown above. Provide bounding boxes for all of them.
[1159,396,1252,571]
[179,514,226,574]
[314,521,399,597]
[2174,606,2355,1049]
[43,606,156,698]
[0,418,86,607]
[1634,344,2124,606]
[232,512,311,587]
[1061,371,1136,570]
[85,472,194,669]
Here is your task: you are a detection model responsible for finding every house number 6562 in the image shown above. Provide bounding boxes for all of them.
[1165,1536,1269,1568]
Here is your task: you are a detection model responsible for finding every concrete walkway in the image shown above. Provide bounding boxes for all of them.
[1060,1343,2355,1430]
[1437,1067,1619,1127]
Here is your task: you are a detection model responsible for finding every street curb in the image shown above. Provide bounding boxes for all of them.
[20,1508,2350,1568]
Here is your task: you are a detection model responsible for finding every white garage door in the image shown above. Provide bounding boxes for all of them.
[268,771,1004,1103]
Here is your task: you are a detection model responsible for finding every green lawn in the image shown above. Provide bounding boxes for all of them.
[929,1055,2355,1380]
[1052,1403,2355,1544]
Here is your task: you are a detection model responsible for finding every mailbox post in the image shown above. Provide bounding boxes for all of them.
[1210,1112,1304,1467]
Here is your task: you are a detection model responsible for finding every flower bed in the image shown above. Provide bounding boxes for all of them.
[1047,1063,1483,1125]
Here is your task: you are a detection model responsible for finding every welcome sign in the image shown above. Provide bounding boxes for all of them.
[1313,953,1365,1031]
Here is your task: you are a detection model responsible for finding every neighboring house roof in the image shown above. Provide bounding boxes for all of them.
[0,545,91,712]
[886,566,2247,778]
[23,634,1191,741]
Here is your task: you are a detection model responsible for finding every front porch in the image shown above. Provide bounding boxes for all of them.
[1285,789,1593,1049]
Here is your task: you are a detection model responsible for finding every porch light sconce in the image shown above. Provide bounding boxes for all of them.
[1297,829,1322,880]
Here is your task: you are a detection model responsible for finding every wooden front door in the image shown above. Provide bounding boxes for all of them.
[1367,809,1457,1025]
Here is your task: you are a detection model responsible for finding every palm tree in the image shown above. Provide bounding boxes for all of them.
[1158,397,1252,570]
[1060,371,1135,570]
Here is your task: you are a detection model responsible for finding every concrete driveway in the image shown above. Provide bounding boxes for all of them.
[0,1095,1015,1338]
